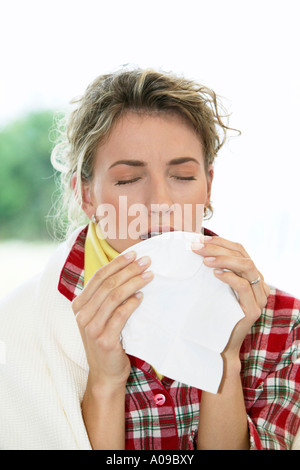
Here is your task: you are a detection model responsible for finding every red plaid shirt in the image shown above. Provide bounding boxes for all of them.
[58,226,300,450]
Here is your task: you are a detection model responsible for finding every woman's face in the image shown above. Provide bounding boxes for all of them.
[81,112,214,253]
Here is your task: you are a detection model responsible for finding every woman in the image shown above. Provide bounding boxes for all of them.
[0,68,299,450]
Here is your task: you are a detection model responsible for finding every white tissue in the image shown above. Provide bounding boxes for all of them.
[120,231,244,394]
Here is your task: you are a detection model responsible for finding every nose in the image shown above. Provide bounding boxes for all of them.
[147,177,175,215]
[150,203,173,215]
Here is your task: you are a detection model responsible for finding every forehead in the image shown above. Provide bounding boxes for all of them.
[95,111,204,170]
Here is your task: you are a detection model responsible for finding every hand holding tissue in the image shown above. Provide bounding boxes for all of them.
[120,231,244,394]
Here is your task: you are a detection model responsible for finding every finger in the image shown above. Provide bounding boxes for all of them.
[89,269,153,329]
[252,271,270,308]
[213,269,262,322]
[203,255,268,309]
[200,235,251,258]
[241,267,269,308]
[103,292,144,345]
[257,270,271,300]
[195,237,269,300]
[72,250,137,311]
[193,243,243,260]
[216,269,262,354]
[76,266,154,331]
[249,281,269,309]
[85,291,144,344]
[75,254,152,326]
[197,237,270,308]
[203,255,258,280]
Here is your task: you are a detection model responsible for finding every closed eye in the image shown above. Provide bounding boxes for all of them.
[115,177,141,186]
[115,176,197,186]
[171,176,197,181]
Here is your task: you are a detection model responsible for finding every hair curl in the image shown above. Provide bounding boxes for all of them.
[50,67,239,239]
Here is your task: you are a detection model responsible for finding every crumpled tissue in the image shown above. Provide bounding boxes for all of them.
[120,231,244,393]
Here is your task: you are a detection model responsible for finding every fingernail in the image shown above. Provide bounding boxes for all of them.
[191,241,204,250]
[204,256,216,264]
[137,256,151,266]
[140,270,153,279]
[214,269,224,275]
[124,251,136,260]
[134,291,143,299]
[204,235,213,241]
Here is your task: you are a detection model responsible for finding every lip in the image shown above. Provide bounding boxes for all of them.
[139,226,175,240]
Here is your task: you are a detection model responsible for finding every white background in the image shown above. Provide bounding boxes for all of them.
[1,0,299,298]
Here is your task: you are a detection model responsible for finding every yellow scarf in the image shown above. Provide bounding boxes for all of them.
[84,222,163,380]
[84,222,120,286]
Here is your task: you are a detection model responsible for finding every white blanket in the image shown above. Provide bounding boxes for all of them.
[0,228,91,450]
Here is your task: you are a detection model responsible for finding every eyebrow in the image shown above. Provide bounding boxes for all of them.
[167,157,200,166]
[108,157,200,169]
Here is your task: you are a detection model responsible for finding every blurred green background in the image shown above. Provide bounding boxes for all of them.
[0,110,62,298]
[0,110,57,241]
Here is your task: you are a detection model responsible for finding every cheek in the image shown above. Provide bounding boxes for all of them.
[174,185,207,214]
[95,191,149,243]
[174,186,207,233]
[174,203,204,233]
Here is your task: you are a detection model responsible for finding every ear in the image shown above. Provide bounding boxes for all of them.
[71,173,95,220]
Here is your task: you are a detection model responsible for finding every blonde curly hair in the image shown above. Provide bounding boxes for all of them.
[50,67,238,239]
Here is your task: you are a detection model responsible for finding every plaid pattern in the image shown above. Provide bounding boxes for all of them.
[240,292,300,449]
[58,226,86,300]
[58,226,300,450]
[125,356,201,450]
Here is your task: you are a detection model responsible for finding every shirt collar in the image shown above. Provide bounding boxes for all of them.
[58,225,88,302]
